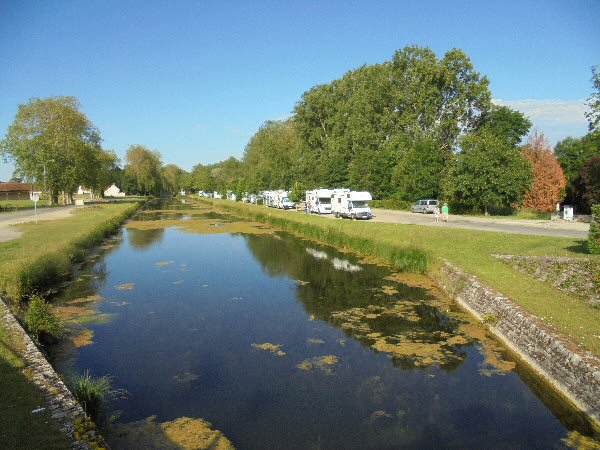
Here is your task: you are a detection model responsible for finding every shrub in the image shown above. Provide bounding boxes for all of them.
[588,205,600,254]
[24,294,65,345]
[370,199,413,210]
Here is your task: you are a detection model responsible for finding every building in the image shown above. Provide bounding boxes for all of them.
[103,183,125,197]
[0,182,40,201]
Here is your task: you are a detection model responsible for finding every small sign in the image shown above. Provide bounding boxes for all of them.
[30,192,40,203]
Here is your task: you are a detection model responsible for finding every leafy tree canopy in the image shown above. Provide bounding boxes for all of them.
[449,131,532,213]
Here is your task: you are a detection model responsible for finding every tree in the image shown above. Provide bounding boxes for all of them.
[449,131,532,213]
[1,96,103,204]
[391,135,448,201]
[479,105,531,147]
[124,145,163,195]
[521,131,566,212]
[242,119,300,192]
[580,156,600,207]
[555,133,600,211]
[586,65,600,133]
[162,164,184,195]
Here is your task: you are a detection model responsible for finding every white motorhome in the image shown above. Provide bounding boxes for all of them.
[264,191,277,208]
[274,190,295,209]
[331,191,372,220]
[306,188,334,214]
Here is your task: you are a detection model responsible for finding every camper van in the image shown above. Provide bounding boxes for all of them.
[275,191,296,209]
[306,188,334,214]
[331,191,372,219]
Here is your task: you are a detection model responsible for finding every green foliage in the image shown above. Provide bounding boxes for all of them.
[123,145,164,195]
[581,157,600,207]
[391,136,448,201]
[24,294,65,345]
[0,96,115,202]
[479,104,531,147]
[449,131,533,213]
[370,199,413,210]
[70,370,117,418]
[588,205,600,254]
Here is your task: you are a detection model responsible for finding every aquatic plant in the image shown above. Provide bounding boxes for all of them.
[24,294,65,345]
[70,370,120,418]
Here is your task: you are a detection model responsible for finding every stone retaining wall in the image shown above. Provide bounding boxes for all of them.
[0,298,104,449]
[435,261,600,427]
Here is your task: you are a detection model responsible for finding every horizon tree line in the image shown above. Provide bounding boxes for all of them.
[1,47,598,212]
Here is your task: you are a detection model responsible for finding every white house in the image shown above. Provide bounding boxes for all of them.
[104,184,125,197]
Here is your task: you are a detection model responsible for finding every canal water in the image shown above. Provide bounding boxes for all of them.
[48,201,593,449]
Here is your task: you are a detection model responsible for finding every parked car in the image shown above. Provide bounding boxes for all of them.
[411,199,439,214]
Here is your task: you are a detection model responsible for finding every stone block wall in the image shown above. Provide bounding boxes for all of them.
[435,261,600,427]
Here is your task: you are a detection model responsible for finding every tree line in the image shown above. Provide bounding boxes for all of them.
[2,47,599,213]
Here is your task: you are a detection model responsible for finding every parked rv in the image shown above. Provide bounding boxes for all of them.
[274,190,295,209]
[306,188,334,214]
[331,191,372,219]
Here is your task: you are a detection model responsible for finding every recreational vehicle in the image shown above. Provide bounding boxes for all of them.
[306,188,334,214]
[274,190,295,209]
[331,191,372,219]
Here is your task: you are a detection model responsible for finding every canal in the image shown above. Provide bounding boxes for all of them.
[48,200,593,449]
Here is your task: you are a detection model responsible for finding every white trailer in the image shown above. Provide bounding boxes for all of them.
[264,191,277,207]
[306,188,335,214]
[331,191,372,219]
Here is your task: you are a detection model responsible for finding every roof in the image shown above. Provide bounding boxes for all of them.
[0,182,40,192]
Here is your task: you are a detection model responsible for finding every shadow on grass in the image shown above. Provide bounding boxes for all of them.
[565,240,590,255]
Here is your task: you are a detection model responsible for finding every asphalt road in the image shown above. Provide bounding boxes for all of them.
[0,206,75,242]
[314,207,590,239]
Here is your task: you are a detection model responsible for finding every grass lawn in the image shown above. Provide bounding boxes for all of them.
[0,200,140,449]
[213,199,600,357]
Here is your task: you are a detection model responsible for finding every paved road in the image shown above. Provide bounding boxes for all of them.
[313,207,590,239]
[0,206,76,242]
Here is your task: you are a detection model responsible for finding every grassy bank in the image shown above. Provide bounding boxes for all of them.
[209,199,600,357]
[0,200,141,448]
[0,201,141,302]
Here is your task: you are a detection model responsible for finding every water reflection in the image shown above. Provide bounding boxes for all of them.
[127,227,165,250]
[45,201,597,449]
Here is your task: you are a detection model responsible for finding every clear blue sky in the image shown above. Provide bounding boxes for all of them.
[1,0,599,181]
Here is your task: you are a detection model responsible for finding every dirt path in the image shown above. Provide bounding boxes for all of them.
[0,206,76,242]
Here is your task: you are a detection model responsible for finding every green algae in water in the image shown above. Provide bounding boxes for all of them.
[296,355,338,374]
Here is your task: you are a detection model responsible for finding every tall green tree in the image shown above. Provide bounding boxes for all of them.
[1,96,103,203]
[242,119,300,192]
[449,131,532,213]
[162,164,184,195]
[123,145,163,195]
[479,105,532,146]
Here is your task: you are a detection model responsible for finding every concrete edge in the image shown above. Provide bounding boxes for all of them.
[432,261,600,429]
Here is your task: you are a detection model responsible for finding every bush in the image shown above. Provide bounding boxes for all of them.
[588,205,600,254]
[370,199,413,210]
[24,294,65,345]
[70,370,117,419]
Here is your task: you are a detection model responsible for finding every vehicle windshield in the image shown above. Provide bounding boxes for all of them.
[283,198,291,203]
[352,201,368,208]
[319,198,331,204]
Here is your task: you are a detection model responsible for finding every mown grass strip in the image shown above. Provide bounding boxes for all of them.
[208,199,600,357]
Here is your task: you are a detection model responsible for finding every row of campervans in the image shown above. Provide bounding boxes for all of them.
[306,188,372,220]
[263,190,296,210]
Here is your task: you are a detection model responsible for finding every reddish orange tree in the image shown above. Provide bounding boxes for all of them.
[521,131,567,211]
